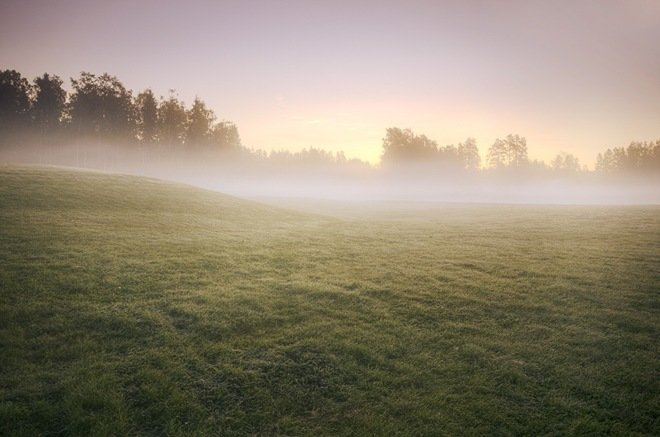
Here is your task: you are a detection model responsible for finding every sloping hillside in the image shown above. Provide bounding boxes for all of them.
[1,166,658,436]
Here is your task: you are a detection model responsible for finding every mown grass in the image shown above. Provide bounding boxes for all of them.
[1,165,658,436]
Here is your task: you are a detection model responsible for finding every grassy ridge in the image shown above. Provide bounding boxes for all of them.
[1,166,658,435]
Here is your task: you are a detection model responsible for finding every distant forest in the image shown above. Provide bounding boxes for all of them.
[1,69,658,178]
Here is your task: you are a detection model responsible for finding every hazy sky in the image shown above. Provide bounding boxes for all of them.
[1,0,659,166]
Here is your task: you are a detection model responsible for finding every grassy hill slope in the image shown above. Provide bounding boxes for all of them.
[1,166,658,436]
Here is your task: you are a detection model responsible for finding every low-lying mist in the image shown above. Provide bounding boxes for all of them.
[2,141,658,205]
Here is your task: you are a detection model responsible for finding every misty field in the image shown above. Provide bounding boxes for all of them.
[1,166,658,436]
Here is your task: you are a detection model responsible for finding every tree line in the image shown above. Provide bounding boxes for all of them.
[0,69,241,151]
[1,68,658,175]
[381,127,659,176]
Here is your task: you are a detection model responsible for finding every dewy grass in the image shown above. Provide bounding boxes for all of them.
[1,166,658,436]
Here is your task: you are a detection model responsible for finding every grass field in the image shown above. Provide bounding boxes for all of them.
[1,166,658,436]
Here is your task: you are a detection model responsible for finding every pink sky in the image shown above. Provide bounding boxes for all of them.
[1,0,659,166]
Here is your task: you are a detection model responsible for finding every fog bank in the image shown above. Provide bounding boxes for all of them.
[1,142,658,205]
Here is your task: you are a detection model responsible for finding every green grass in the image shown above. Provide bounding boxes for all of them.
[1,165,658,436]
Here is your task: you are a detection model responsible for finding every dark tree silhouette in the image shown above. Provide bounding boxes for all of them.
[596,140,660,174]
[32,73,66,134]
[68,72,136,140]
[381,128,473,172]
[135,89,158,143]
[209,121,241,151]
[381,127,439,164]
[0,69,32,137]
[186,97,214,148]
[487,134,528,169]
[157,91,187,147]
[457,137,480,170]
[551,153,581,173]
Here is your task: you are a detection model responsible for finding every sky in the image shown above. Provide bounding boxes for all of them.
[1,0,659,167]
